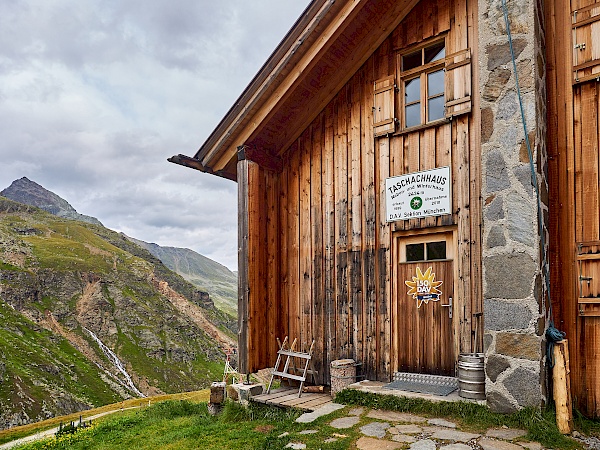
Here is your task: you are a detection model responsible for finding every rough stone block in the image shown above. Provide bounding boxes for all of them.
[495,333,540,360]
[483,68,511,102]
[485,355,511,382]
[482,107,495,143]
[497,91,519,121]
[485,153,510,192]
[505,367,541,407]
[486,39,527,71]
[506,196,536,246]
[487,226,506,248]
[210,381,226,404]
[483,253,536,299]
[484,196,504,221]
[484,299,532,331]
[232,383,264,404]
[486,390,519,414]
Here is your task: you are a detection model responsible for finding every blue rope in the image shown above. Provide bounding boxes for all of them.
[501,0,564,364]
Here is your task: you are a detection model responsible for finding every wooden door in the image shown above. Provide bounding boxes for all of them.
[395,233,455,376]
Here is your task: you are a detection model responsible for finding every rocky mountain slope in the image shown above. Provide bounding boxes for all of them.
[128,238,237,316]
[2,177,238,316]
[1,178,103,226]
[0,197,236,430]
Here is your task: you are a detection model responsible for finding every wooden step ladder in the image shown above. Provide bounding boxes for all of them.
[267,337,316,397]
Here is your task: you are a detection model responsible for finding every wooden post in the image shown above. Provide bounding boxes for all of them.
[553,339,573,434]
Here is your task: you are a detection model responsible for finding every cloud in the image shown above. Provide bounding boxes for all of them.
[0,0,310,270]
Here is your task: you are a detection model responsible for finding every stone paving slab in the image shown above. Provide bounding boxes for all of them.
[391,433,417,443]
[520,442,543,450]
[330,416,360,429]
[410,438,437,449]
[485,428,528,440]
[360,421,390,438]
[356,436,403,450]
[349,407,365,416]
[428,418,458,428]
[366,409,428,423]
[428,428,481,442]
[440,444,472,450]
[295,402,345,423]
[390,424,423,434]
[479,437,527,450]
[284,443,306,449]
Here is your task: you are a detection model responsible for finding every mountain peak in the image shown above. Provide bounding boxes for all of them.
[1,178,103,226]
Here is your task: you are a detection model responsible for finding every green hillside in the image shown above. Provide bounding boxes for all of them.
[128,239,238,316]
[0,197,235,430]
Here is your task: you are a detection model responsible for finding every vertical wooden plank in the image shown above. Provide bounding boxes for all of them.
[246,160,262,371]
[280,162,290,347]
[324,102,336,378]
[422,127,438,228]
[580,83,600,242]
[436,123,453,227]
[454,115,472,355]
[374,37,392,382]
[405,131,421,231]
[266,171,280,366]
[350,70,364,364]
[311,116,325,383]
[299,130,313,353]
[377,135,392,379]
[467,0,483,349]
[547,0,580,409]
[237,158,249,375]
[363,60,378,379]
[288,144,301,346]
[257,167,268,368]
[335,87,350,359]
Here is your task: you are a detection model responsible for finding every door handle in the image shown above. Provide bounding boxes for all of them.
[441,296,453,319]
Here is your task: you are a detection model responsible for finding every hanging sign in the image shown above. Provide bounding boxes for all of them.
[405,266,444,308]
[385,166,451,222]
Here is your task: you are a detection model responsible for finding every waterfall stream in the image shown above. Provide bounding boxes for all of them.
[84,327,145,398]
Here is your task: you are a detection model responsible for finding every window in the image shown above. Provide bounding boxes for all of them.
[372,42,471,136]
[401,41,446,129]
[405,241,447,262]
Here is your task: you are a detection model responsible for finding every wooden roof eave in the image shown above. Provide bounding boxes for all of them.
[190,0,420,176]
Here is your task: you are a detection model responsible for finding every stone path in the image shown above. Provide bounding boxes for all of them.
[282,405,548,449]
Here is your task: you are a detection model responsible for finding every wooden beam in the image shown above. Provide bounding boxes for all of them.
[553,340,573,434]
[238,146,284,173]
[168,154,236,181]
[237,158,250,375]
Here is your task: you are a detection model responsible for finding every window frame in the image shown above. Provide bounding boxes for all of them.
[397,37,448,132]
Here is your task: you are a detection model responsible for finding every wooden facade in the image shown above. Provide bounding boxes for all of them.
[233,0,482,384]
[169,0,600,417]
[547,0,600,417]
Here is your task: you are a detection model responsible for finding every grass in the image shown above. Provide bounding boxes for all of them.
[6,389,598,450]
[13,400,303,450]
[0,391,210,446]
[335,389,581,449]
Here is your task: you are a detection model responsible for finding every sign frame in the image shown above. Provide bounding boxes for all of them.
[385,166,452,222]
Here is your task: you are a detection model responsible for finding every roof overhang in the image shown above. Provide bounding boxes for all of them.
[170,0,420,180]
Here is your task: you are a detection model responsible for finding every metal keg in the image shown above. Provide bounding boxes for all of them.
[458,353,485,400]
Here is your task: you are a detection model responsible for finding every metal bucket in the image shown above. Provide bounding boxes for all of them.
[458,353,485,400]
[330,359,356,397]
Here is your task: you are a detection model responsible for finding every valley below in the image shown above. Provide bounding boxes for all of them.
[0,195,238,430]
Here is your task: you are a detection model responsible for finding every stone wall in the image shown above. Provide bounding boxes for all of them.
[478,0,548,413]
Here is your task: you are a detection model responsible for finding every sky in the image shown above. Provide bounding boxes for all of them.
[0,0,311,271]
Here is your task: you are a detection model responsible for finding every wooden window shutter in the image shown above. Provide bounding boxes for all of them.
[572,0,600,84]
[444,48,472,118]
[373,75,396,136]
